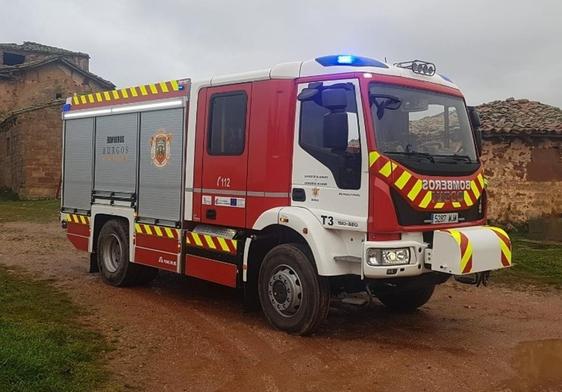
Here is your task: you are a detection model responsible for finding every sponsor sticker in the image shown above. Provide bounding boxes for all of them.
[215,196,245,208]
[202,195,213,205]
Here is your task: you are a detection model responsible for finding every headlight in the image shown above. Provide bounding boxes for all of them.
[366,248,410,266]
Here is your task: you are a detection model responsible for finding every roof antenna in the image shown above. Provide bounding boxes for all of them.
[385,56,387,63]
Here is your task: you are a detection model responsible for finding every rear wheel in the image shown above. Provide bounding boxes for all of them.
[376,285,435,312]
[258,243,330,335]
[97,219,157,287]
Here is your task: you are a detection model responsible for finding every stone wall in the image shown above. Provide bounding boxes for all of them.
[0,62,107,198]
[481,138,562,225]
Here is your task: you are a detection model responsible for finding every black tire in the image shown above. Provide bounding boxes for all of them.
[258,243,330,335]
[96,219,157,287]
[376,285,435,312]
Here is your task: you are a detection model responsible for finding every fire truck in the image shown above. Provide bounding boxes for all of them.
[61,55,512,335]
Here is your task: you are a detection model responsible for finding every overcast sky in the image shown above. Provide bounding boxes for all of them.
[1,0,560,107]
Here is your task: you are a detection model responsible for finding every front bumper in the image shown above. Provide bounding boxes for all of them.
[362,225,512,279]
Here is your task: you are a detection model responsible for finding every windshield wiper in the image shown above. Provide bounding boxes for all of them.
[432,154,475,163]
[383,151,435,163]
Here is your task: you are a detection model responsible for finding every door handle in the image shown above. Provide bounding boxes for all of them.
[206,209,217,220]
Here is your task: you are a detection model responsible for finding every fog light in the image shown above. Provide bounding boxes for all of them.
[366,248,410,266]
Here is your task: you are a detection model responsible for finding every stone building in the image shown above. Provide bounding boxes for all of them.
[478,98,562,226]
[0,42,113,198]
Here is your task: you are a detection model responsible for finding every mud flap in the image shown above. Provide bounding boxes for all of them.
[428,226,512,275]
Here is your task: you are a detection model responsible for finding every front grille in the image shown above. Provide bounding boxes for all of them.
[391,188,484,226]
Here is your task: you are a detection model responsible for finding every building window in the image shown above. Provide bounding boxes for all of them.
[527,146,562,181]
[299,84,361,190]
[3,52,25,66]
[207,92,247,155]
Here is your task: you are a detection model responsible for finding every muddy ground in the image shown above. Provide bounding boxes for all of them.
[1,221,561,392]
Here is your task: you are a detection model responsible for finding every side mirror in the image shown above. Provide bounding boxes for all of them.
[468,106,482,156]
[321,89,348,111]
[323,112,359,151]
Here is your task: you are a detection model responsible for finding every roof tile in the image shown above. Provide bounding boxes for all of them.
[477,98,562,136]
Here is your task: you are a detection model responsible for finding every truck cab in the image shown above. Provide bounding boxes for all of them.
[61,54,511,335]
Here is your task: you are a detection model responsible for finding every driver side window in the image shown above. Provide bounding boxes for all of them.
[299,85,361,190]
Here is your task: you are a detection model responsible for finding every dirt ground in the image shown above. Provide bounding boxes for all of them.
[1,221,562,392]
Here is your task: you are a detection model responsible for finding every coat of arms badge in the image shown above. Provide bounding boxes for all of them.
[150,130,172,168]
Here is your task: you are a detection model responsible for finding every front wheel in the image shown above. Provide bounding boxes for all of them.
[376,285,435,312]
[258,243,330,336]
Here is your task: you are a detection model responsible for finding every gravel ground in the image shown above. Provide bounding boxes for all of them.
[1,221,561,392]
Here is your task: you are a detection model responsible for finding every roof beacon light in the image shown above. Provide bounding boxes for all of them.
[337,55,354,64]
[394,60,436,76]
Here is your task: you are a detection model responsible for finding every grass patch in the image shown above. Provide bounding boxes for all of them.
[493,234,562,289]
[0,199,59,223]
[0,266,112,392]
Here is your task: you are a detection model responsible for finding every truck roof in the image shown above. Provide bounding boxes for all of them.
[64,55,460,113]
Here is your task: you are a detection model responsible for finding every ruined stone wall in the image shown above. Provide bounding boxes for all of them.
[0,63,106,198]
[481,138,562,224]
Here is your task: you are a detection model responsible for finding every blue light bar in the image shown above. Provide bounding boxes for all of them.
[62,103,71,112]
[315,55,388,69]
[337,55,354,64]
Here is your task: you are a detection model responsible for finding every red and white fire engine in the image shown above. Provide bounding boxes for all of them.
[61,55,512,335]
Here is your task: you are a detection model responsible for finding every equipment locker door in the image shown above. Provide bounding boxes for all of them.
[200,83,251,228]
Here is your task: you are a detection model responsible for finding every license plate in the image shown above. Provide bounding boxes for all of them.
[431,212,458,224]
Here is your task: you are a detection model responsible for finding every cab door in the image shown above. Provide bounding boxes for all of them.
[200,83,251,228]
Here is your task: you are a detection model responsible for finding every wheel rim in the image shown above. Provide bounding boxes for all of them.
[101,234,122,273]
[267,264,303,317]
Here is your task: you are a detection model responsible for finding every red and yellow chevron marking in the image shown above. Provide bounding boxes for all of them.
[369,151,485,211]
[443,229,473,274]
[185,232,237,255]
[134,223,180,240]
[488,226,512,267]
[65,214,90,225]
[71,80,184,107]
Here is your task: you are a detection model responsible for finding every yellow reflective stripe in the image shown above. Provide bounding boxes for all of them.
[477,173,484,189]
[448,229,461,245]
[217,237,230,252]
[460,241,473,272]
[464,191,474,206]
[185,235,191,244]
[419,192,432,208]
[395,171,411,189]
[407,179,423,201]
[204,235,216,249]
[452,201,461,208]
[73,214,80,223]
[170,80,179,91]
[164,227,174,239]
[95,92,103,102]
[79,215,87,224]
[130,86,138,97]
[87,94,94,103]
[231,240,238,250]
[80,95,87,104]
[434,202,445,209]
[149,84,158,94]
[140,85,148,95]
[159,82,169,93]
[112,90,120,99]
[369,151,380,167]
[470,180,480,199]
[135,223,142,233]
[103,91,111,101]
[65,214,72,222]
[191,233,203,247]
[154,226,163,237]
[143,224,152,235]
[120,89,129,98]
[499,240,512,262]
[378,161,394,177]
[72,96,79,105]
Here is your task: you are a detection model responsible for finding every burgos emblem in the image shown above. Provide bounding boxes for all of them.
[150,130,172,168]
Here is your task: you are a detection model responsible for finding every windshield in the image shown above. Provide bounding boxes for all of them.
[369,83,477,163]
